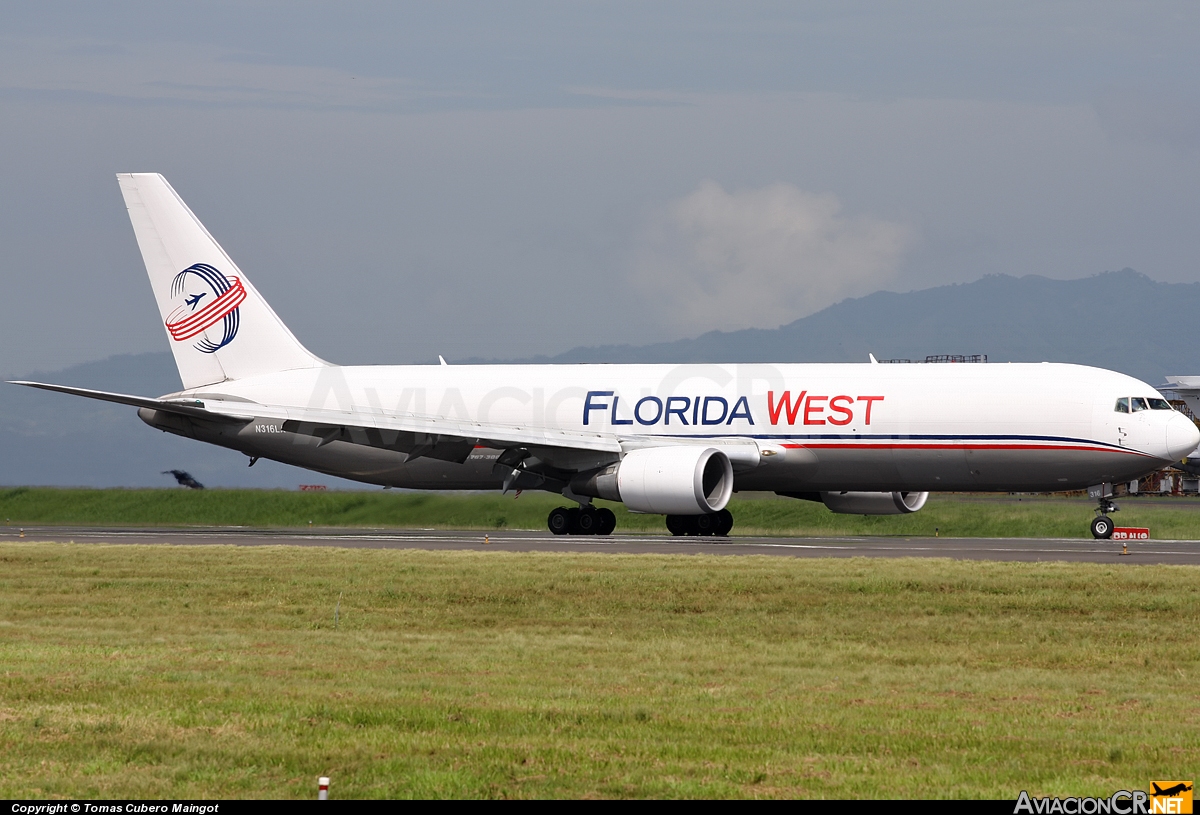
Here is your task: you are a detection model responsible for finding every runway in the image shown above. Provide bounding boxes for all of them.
[4,526,1200,564]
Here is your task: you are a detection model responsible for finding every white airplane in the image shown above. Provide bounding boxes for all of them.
[11,174,1199,539]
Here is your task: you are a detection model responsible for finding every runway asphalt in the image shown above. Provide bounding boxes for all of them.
[4,526,1200,564]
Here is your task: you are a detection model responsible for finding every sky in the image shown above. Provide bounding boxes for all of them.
[2,1,1199,376]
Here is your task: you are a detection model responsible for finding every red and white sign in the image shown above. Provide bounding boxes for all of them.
[299,484,327,492]
[1112,527,1149,540]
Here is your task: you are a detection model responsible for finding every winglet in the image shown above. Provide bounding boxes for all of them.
[869,353,878,364]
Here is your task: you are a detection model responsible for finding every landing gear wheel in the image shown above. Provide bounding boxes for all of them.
[1090,485,1119,539]
[695,513,716,536]
[666,515,689,536]
[548,507,573,536]
[575,507,598,535]
[714,508,734,538]
[595,507,617,536]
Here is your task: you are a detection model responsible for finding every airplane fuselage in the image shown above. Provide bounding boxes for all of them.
[138,360,1196,493]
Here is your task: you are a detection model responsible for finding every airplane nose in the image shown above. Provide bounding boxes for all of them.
[1165,412,1200,461]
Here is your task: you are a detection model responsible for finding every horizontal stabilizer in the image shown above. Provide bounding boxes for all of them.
[6,381,252,422]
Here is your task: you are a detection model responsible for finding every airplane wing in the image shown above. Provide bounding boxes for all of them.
[9,380,763,470]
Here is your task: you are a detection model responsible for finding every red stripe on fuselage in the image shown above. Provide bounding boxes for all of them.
[779,442,1154,457]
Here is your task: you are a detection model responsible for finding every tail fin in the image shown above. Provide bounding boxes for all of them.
[117,173,325,390]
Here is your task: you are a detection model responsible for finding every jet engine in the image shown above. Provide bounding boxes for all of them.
[819,491,928,515]
[570,446,734,514]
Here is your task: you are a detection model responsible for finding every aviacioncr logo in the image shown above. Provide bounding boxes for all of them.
[164,263,246,353]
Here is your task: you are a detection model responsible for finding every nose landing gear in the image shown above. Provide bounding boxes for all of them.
[1088,483,1117,539]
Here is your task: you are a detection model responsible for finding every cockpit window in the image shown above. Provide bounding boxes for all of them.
[1148,398,1173,410]
[1131,397,1149,412]
[1115,397,1130,413]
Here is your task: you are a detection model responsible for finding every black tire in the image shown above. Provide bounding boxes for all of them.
[1091,515,1114,540]
[575,507,598,535]
[596,507,617,536]
[548,507,572,536]
[695,513,716,536]
[714,508,734,537]
[665,515,688,536]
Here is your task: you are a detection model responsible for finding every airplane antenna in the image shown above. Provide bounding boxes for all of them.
[439,355,448,366]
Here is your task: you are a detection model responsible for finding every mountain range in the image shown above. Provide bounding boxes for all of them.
[3,269,1196,488]
[476,270,1194,385]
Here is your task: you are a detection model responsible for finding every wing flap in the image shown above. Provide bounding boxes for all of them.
[267,403,622,455]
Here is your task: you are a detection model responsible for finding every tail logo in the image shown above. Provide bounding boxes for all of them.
[164,263,246,353]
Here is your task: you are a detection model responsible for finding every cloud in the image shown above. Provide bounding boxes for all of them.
[633,180,914,333]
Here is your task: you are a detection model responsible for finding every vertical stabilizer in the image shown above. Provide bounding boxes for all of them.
[117,173,325,390]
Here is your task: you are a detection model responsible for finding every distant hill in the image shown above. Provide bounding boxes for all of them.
[472,269,1196,386]
[3,269,1195,487]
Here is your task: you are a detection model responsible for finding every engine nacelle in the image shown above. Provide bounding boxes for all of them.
[570,446,734,515]
[820,491,928,515]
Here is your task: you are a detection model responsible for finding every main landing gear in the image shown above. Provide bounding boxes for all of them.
[666,509,734,538]
[547,505,617,536]
[1089,483,1118,540]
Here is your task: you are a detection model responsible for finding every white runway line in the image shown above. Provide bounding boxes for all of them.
[8,527,1200,563]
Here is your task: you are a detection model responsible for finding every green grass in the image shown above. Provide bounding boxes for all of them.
[0,543,1196,798]
[3,487,1200,538]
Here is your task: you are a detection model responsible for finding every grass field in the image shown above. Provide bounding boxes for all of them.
[4,487,1200,539]
[0,542,1197,798]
